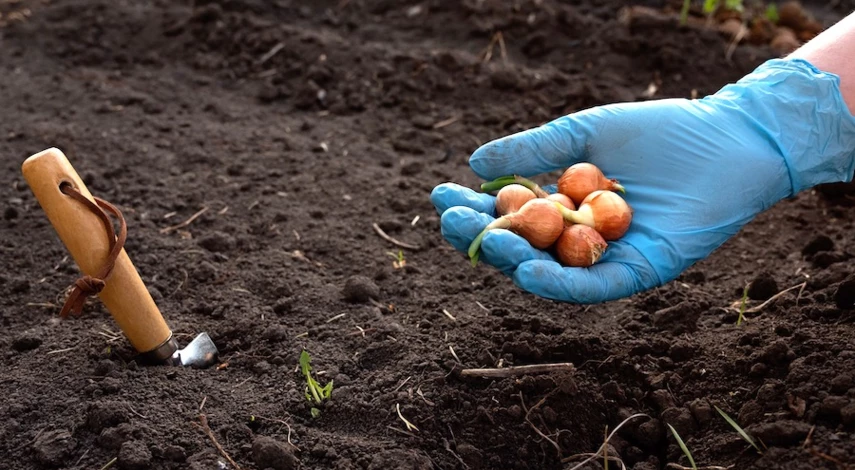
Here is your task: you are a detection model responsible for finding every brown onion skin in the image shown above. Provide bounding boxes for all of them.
[495,184,536,216]
[506,199,564,249]
[580,190,632,240]
[555,224,607,267]
[546,193,575,210]
[558,162,623,205]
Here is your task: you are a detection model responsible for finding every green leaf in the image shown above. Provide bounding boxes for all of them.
[667,424,697,470]
[702,0,719,14]
[765,3,779,23]
[725,0,744,11]
[299,350,312,375]
[715,406,762,453]
[321,380,334,399]
[311,407,321,419]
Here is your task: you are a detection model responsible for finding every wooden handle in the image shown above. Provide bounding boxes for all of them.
[22,148,172,353]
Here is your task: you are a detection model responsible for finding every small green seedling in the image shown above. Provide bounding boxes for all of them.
[387,250,406,269]
[668,424,697,470]
[715,406,763,453]
[300,350,333,417]
[680,0,692,25]
[703,0,744,14]
[765,3,779,23]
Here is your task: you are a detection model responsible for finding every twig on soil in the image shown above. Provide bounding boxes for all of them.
[562,413,649,469]
[199,396,207,411]
[461,363,575,378]
[743,282,807,314]
[802,425,851,470]
[666,465,732,470]
[257,42,285,65]
[480,31,508,63]
[475,301,489,312]
[47,346,77,355]
[251,415,299,450]
[372,223,420,250]
[326,313,347,323]
[448,345,461,364]
[441,309,456,322]
[26,302,56,308]
[396,403,419,432]
[160,207,208,234]
[387,425,418,438]
[99,457,118,470]
[392,376,411,393]
[519,390,561,457]
[195,414,243,470]
[432,115,461,129]
[127,405,149,419]
[74,448,90,467]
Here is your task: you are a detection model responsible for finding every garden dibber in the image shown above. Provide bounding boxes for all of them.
[22,148,219,368]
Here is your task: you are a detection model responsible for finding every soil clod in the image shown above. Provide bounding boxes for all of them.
[33,429,76,467]
[342,275,380,303]
[834,276,855,309]
[118,440,153,470]
[252,436,299,470]
[747,272,779,300]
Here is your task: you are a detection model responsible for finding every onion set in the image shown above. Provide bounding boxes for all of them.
[465,162,633,268]
[468,198,564,266]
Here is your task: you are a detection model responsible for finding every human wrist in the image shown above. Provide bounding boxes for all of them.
[715,58,855,195]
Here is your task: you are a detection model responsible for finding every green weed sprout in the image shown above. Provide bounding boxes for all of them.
[765,3,779,23]
[667,424,697,470]
[715,406,763,453]
[680,0,691,25]
[703,0,744,15]
[300,350,333,418]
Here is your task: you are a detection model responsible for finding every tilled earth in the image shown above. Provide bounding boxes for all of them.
[2,1,855,469]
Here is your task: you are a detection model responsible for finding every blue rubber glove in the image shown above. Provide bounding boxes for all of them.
[431,58,855,304]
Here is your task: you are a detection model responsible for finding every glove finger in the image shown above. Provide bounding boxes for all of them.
[512,241,659,303]
[470,115,591,180]
[439,206,495,254]
[479,230,555,276]
[431,182,496,216]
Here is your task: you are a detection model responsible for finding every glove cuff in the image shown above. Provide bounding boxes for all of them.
[716,58,855,195]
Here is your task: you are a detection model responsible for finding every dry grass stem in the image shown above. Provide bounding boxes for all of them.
[160,207,208,234]
[460,363,575,378]
[195,414,243,470]
[372,223,420,250]
[563,413,649,469]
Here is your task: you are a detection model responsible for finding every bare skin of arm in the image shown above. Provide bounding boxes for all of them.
[790,12,855,114]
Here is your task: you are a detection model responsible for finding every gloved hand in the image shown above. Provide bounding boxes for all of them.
[431,58,855,304]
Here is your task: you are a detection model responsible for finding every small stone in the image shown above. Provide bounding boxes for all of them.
[342,275,380,303]
[630,418,664,450]
[191,261,217,283]
[802,235,834,256]
[12,334,41,352]
[834,277,855,309]
[738,400,763,425]
[118,440,152,470]
[252,436,299,470]
[747,272,778,300]
[33,429,76,467]
[101,377,122,394]
[197,231,235,253]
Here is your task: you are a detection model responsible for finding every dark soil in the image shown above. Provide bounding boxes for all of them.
[2,1,855,469]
